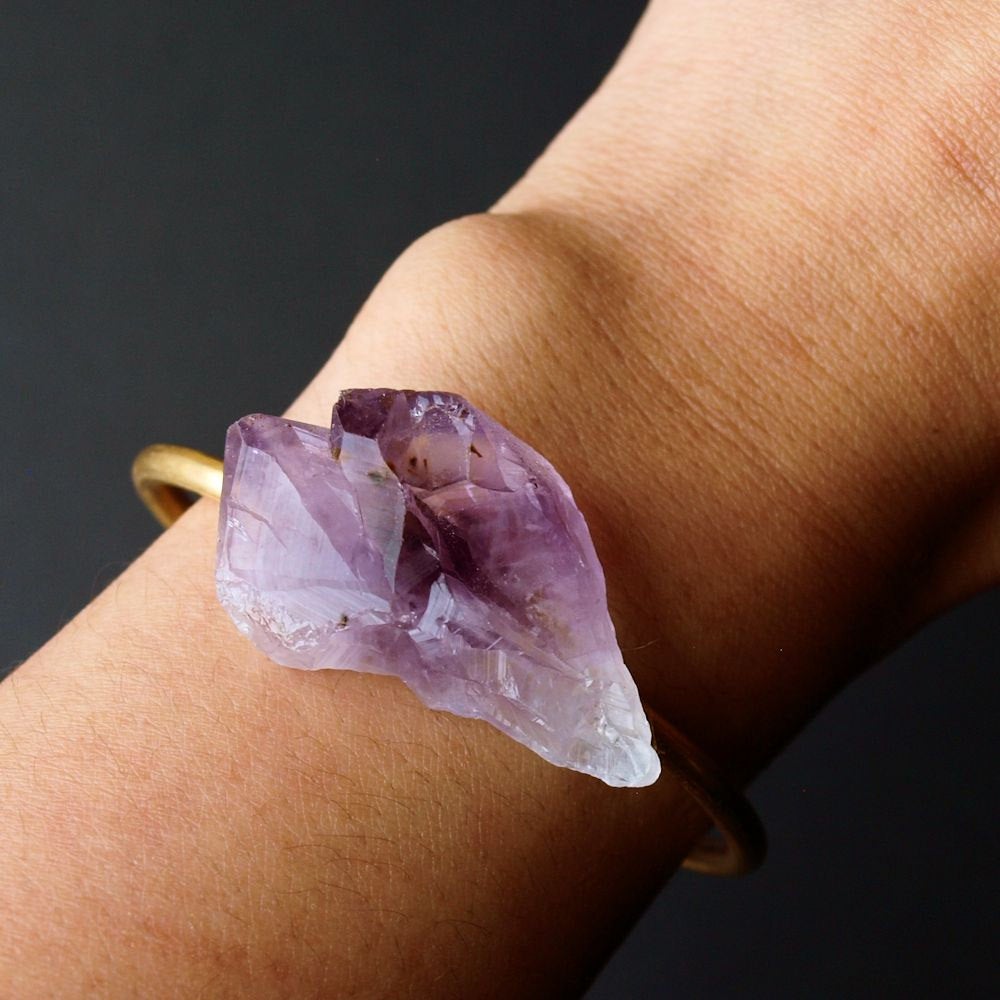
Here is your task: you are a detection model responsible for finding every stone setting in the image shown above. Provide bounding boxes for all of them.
[216,389,660,787]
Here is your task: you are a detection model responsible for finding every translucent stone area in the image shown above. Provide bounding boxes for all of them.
[216,389,660,787]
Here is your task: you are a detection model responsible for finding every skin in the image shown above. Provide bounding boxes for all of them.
[1,1,998,996]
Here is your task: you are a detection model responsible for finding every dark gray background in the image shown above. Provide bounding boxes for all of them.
[2,3,996,996]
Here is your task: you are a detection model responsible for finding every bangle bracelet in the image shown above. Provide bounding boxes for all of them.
[132,390,766,876]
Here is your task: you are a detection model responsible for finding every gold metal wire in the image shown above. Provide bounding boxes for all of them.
[132,444,223,528]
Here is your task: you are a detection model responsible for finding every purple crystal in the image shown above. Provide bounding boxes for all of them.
[215,389,660,787]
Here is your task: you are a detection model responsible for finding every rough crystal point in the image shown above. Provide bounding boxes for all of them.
[215,389,660,788]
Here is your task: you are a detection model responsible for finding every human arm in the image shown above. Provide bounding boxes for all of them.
[2,2,999,996]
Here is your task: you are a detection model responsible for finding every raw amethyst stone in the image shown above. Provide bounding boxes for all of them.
[216,389,660,787]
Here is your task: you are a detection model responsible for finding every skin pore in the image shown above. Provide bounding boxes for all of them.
[1,2,998,996]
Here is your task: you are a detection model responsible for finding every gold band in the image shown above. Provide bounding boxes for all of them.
[132,443,766,876]
[644,708,765,875]
[132,444,223,529]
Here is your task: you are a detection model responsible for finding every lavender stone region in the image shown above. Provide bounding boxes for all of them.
[215,389,660,787]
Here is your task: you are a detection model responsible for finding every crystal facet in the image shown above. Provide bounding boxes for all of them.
[216,389,660,787]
